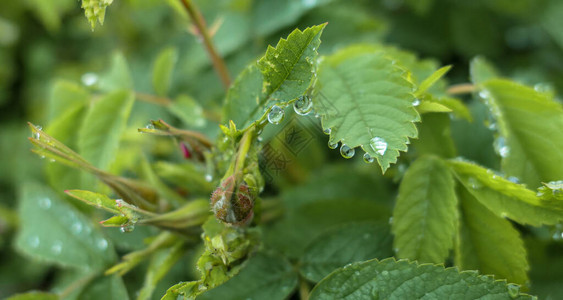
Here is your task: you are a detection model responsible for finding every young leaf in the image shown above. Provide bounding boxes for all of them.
[15,182,116,270]
[414,65,452,97]
[392,155,457,263]
[417,95,472,121]
[78,90,135,173]
[456,185,529,285]
[299,222,393,282]
[314,45,419,172]
[152,47,178,96]
[196,252,298,300]
[65,190,120,214]
[223,24,326,129]
[479,79,563,188]
[309,258,535,300]
[448,159,563,226]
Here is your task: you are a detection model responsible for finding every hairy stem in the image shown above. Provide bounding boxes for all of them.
[179,0,231,89]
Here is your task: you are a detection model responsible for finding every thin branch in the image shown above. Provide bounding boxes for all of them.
[179,0,231,89]
[447,83,475,95]
[136,92,172,106]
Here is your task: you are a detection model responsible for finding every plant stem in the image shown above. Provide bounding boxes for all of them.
[447,83,475,95]
[179,0,231,89]
[136,92,172,106]
[299,276,311,300]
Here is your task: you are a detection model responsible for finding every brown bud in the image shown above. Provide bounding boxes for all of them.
[210,175,255,226]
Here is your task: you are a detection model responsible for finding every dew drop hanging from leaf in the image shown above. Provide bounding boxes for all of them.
[340,144,355,159]
[293,95,313,116]
[363,153,374,163]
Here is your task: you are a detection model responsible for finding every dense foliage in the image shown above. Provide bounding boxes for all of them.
[1,0,563,299]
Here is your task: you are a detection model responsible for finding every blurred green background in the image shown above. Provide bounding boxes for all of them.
[1,0,563,298]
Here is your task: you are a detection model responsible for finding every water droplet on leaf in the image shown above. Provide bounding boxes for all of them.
[293,95,313,116]
[39,198,51,209]
[494,137,510,158]
[29,236,40,248]
[370,137,387,156]
[412,98,421,106]
[120,224,135,233]
[363,153,374,163]
[340,144,355,159]
[468,177,482,189]
[323,128,331,135]
[71,222,83,234]
[507,283,520,298]
[267,105,284,125]
[97,238,108,250]
[507,176,520,184]
[328,141,338,149]
[81,73,98,86]
[205,174,213,182]
[51,240,63,255]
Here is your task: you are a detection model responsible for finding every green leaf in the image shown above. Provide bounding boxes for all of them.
[152,47,178,96]
[470,56,499,85]
[537,180,563,209]
[223,24,326,129]
[392,155,457,263]
[448,159,563,226]
[167,94,206,128]
[541,0,563,50]
[48,80,90,121]
[138,242,186,300]
[309,258,535,300]
[314,45,419,172]
[139,155,186,206]
[411,113,456,158]
[479,79,563,188]
[64,190,120,214]
[414,65,452,97]
[456,185,529,285]
[6,291,58,300]
[264,198,391,259]
[98,52,132,92]
[45,81,90,191]
[417,95,472,121]
[78,90,135,172]
[15,182,116,270]
[197,252,298,300]
[299,222,393,282]
[78,274,129,300]
[258,23,325,101]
